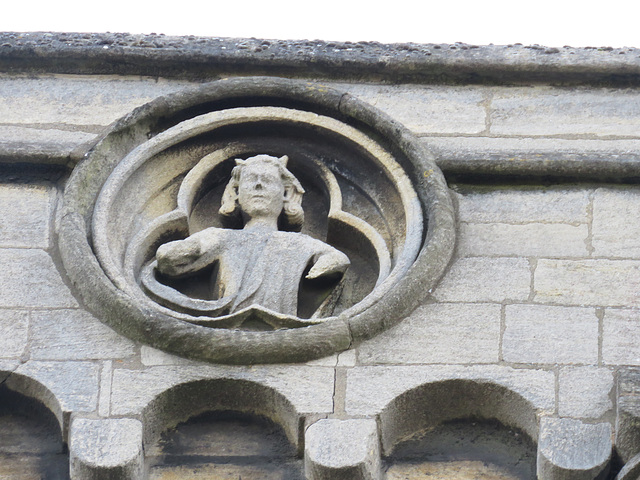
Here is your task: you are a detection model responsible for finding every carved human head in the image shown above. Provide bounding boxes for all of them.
[219,154,305,230]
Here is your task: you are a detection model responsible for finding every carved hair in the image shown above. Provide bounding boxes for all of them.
[219,154,305,230]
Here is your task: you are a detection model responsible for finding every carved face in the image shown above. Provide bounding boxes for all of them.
[237,162,285,220]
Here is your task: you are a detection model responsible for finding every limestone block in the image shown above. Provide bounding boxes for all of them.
[0,74,187,127]
[30,309,136,360]
[140,346,198,366]
[110,365,334,449]
[603,309,640,365]
[13,361,100,415]
[4,361,100,441]
[336,350,356,367]
[558,367,613,418]
[455,187,590,224]
[616,368,640,463]
[537,417,611,480]
[338,83,486,135]
[0,182,52,248]
[433,257,530,303]
[70,418,143,480]
[0,249,78,307]
[110,365,334,417]
[357,303,500,364]
[0,125,95,147]
[593,188,640,258]
[491,87,640,137]
[458,223,588,258]
[305,418,381,480]
[352,366,554,454]
[0,360,19,377]
[427,137,640,166]
[503,305,598,365]
[346,365,555,418]
[98,361,112,417]
[535,259,640,307]
[0,126,95,164]
[305,353,339,367]
[0,310,28,358]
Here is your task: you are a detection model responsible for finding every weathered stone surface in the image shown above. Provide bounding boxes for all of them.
[0,310,28,358]
[559,367,613,418]
[593,187,640,258]
[13,361,100,414]
[0,126,95,165]
[503,305,598,365]
[0,74,187,128]
[0,182,53,248]
[386,461,524,480]
[341,84,486,135]
[110,365,335,416]
[70,418,143,479]
[454,188,590,224]
[147,411,303,479]
[305,418,380,480]
[616,368,640,463]
[0,386,69,480]
[386,420,536,480]
[618,368,640,397]
[373,372,550,454]
[98,361,112,417]
[149,464,302,479]
[30,309,136,360]
[306,352,339,367]
[616,453,640,480]
[492,87,640,137]
[2,34,640,87]
[141,346,196,366]
[357,303,500,364]
[535,259,640,307]
[428,136,640,163]
[433,257,530,303]
[0,249,78,308]
[346,365,555,417]
[458,223,588,258]
[0,125,95,148]
[537,417,611,480]
[337,350,356,367]
[603,309,640,365]
[110,365,334,451]
[0,360,19,377]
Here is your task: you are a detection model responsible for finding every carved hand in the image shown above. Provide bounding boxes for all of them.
[156,239,203,277]
[306,250,350,280]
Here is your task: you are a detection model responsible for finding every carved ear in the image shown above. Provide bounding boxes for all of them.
[235,159,246,166]
[279,155,289,167]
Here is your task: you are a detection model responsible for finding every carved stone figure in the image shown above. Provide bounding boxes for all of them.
[153,154,350,318]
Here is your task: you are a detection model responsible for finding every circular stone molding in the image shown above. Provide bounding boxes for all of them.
[58,77,456,364]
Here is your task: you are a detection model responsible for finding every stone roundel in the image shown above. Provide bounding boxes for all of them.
[58,77,456,364]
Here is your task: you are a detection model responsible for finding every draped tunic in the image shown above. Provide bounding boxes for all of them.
[156,227,344,317]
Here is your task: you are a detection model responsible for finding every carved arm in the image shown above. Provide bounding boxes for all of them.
[306,248,350,280]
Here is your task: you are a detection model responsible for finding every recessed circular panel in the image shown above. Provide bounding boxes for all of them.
[58,77,455,364]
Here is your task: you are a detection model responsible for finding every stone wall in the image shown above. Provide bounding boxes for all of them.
[1,37,640,479]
